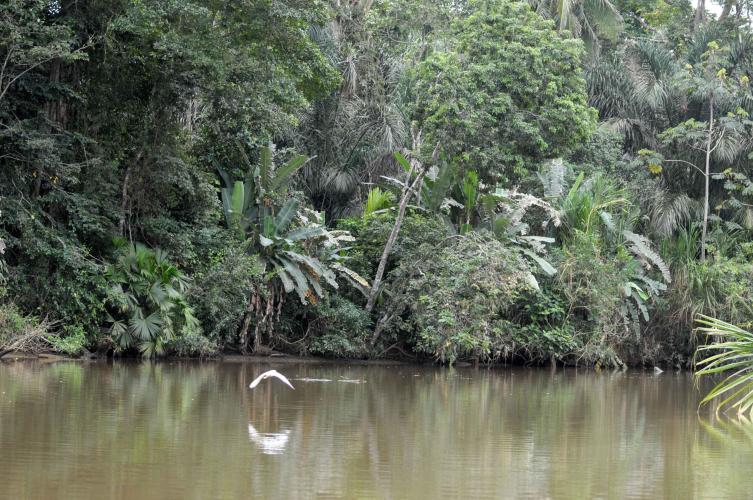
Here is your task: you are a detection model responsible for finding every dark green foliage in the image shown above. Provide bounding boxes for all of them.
[0,198,110,335]
[382,232,535,364]
[188,247,262,350]
[1,0,753,370]
[307,296,372,358]
[165,331,218,358]
[501,287,578,362]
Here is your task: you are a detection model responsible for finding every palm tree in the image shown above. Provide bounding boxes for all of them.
[587,38,684,149]
[106,243,199,358]
[296,0,409,219]
[529,0,622,52]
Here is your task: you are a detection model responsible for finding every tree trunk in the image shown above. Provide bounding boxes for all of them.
[365,160,424,314]
[367,137,439,347]
[694,0,706,28]
[718,0,735,21]
[118,150,143,237]
[44,58,66,126]
[701,95,714,262]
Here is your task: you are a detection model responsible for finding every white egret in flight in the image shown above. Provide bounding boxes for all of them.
[249,370,295,390]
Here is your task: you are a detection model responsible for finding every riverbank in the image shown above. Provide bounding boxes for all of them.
[1,349,674,372]
[0,349,411,365]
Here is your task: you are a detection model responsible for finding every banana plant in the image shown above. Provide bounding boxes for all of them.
[258,202,369,304]
[217,144,308,239]
[217,144,368,305]
[218,145,368,352]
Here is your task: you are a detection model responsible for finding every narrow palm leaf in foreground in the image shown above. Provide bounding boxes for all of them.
[695,315,753,415]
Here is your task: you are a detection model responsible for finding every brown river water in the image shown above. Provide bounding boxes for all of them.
[0,360,751,499]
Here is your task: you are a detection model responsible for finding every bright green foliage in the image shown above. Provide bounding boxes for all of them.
[337,213,452,281]
[106,242,200,357]
[47,325,88,357]
[412,0,596,184]
[0,303,43,350]
[383,155,561,280]
[529,0,623,52]
[363,188,395,217]
[655,229,753,350]
[218,145,308,239]
[258,204,366,305]
[545,169,670,364]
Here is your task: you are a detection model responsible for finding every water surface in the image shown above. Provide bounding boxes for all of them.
[0,360,750,499]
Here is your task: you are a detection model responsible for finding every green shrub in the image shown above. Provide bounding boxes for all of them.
[0,303,35,347]
[188,247,262,350]
[383,232,535,364]
[557,233,643,366]
[0,303,51,354]
[502,286,578,362]
[337,212,451,280]
[47,325,88,356]
[307,296,372,358]
[3,221,109,339]
[166,331,219,358]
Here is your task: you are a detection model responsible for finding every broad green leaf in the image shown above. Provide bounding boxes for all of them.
[275,199,299,233]
[520,248,556,276]
[394,151,411,172]
[259,235,274,247]
[271,155,308,191]
[277,257,310,304]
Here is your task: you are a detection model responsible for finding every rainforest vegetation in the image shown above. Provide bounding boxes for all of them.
[1,0,753,369]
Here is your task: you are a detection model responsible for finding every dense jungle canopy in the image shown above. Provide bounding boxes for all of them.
[1,0,753,368]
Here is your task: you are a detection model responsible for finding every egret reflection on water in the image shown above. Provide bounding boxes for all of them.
[247,423,291,455]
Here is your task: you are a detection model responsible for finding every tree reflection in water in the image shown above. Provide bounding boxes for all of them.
[0,361,752,499]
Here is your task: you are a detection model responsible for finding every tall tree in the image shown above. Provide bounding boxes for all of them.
[412,0,597,185]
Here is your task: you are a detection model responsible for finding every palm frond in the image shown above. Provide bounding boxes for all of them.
[364,187,395,216]
[623,230,672,283]
[539,158,566,199]
[695,315,753,415]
